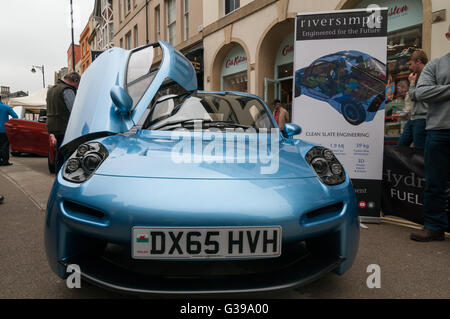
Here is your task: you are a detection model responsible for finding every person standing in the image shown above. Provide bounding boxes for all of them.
[272,99,289,136]
[0,96,18,166]
[410,25,450,242]
[46,72,80,173]
[397,50,429,148]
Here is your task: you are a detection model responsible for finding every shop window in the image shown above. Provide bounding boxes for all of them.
[385,25,422,140]
[277,63,293,78]
[223,71,247,92]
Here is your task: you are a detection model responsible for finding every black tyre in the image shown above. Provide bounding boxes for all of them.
[341,101,366,125]
[48,156,55,174]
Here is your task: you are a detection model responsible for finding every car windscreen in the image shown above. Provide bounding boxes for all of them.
[144,93,275,131]
[126,46,157,110]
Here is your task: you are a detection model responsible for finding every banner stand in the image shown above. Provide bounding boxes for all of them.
[293,8,388,220]
[360,216,381,224]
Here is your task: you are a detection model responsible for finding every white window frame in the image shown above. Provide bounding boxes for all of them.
[166,0,177,46]
[118,0,122,21]
[125,31,132,50]
[134,25,139,48]
[126,0,132,13]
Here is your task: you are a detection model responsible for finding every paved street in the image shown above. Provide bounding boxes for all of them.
[0,155,449,299]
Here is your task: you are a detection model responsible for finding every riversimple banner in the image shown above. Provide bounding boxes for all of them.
[293,8,388,220]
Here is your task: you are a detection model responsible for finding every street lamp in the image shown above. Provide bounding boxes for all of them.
[31,65,45,88]
[70,0,75,71]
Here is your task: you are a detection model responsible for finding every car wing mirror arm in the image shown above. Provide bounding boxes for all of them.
[110,85,133,115]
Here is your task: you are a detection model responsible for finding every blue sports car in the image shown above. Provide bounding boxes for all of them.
[45,41,359,295]
[294,50,386,125]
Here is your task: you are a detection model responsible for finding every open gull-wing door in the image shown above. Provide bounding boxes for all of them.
[61,41,197,152]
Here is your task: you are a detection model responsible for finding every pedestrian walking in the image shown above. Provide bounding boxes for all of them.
[0,96,18,166]
[397,50,429,149]
[410,24,450,242]
[46,72,80,173]
[272,99,289,136]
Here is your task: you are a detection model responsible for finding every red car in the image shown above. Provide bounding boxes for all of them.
[4,109,56,173]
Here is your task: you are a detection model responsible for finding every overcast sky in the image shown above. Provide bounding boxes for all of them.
[0,0,95,95]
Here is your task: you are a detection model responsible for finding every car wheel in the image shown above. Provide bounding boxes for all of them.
[48,156,55,174]
[341,101,366,125]
[11,151,21,157]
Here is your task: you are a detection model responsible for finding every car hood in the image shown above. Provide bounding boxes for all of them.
[62,41,197,153]
[94,130,317,180]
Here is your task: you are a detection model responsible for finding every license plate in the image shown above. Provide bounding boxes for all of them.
[132,226,282,259]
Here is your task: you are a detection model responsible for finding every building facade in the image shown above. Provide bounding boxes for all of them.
[201,0,448,119]
[54,67,68,84]
[67,44,81,73]
[80,21,91,74]
[92,0,115,51]
[101,0,448,118]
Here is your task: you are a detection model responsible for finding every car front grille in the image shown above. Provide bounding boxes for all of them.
[61,236,344,295]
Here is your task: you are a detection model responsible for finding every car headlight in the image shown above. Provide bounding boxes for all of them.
[63,142,108,183]
[305,146,346,185]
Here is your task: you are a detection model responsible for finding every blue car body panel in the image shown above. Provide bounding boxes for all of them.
[62,41,197,149]
[294,50,386,125]
[45,42,360,294]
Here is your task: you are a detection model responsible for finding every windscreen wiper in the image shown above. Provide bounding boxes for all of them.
[152,118,210,130]
[201,121,254,129]
[155,119,253,130]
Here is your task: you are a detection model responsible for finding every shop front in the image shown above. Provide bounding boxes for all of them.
[184,46,204,90]
[265,32,294,117]
[221,45,248,92]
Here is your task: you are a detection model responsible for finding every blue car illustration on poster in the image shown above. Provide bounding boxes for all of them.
[44,41,359,295]
[294,50,386,125]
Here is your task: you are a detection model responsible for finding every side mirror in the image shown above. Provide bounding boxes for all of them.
[110,85,133,114]
[284,123,301,138]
